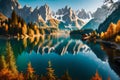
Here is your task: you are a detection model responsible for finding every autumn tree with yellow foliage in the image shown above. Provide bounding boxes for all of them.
[25,62,38,80]
[46,61,57,80]
[100,20,120,42]
[91,70,102,80]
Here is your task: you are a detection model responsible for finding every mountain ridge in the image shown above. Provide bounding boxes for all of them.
[98,1,120,32]
[0,0,92,30]
[81,0,120,30]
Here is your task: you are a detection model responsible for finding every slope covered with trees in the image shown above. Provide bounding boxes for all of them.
[0,11,58,38]
[98,3,120,32]
[100,20,120,42]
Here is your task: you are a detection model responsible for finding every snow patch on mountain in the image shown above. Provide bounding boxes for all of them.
[82,0,117,30]
[0,0,93,30]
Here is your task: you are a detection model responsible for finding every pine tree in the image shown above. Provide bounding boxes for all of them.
[46,61,56,80]
[35,29,40,35]
[0,55,7,70]
[26,62,35,80]
[0,42,18,80]
[91,70,102,80]
[22,23,27,36]
[11,10,18,25]
[28,28,34,37]
[4,24,8,34]
[116,20,120,34]
[5,42,18,74]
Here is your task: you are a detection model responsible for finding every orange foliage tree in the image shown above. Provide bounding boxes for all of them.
[100,20,120,41]
[91,70,102,80]
[46,61,57,80]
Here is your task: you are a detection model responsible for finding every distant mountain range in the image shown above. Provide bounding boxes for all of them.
[0,0,92,30]
[82,0,120,30]
[98,1,120,32]
[52,6,91,30]
[76,9,92,19]
[2,0,119,31]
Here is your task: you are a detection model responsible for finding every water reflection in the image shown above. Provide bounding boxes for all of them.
[100,43,120,77]
[0,34,119,80]
[70,34,108,61]
[8,35,91,56]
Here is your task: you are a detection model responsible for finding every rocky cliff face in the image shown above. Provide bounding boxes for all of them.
[38,4,52,21]
[17,5,32,22]
[76,9,91,19]
[0,0,86,30]
[82,0,116,30]
[0,0,21,17]
[54,6,85,29]
[98,1,120,32]
[19,4,52,23]
[0,0,52,22]
[93,0,114,22]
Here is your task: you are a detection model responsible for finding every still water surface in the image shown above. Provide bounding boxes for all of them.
[0,34,119,80]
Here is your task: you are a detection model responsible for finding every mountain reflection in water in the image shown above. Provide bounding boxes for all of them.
[100,43,120,77]
[0,34,119,80]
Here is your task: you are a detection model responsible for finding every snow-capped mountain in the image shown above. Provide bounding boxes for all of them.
[35,4,52,21]
[93,0,114,22]
[18,4,52,23]
[26,4,52,23]
[0,0,21,17]
[0,0,87,30]
[52,6,85,30]
[76,9,92,25]
[82,0,116,30]
[76,9,92,19]
[104,0,113,7]
[98,1,120,32]
[0,0,52,22]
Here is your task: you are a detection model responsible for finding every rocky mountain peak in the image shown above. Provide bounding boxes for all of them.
[103,0,114,8]
[0,0,20,17]
[23,5,32,11]
[104,0,114,4]
[44,4,49,8]
[76,9,91,19]
[81,9,86,12]
[35,6,40,10]
[0,0,86,30]
[38,15,44,21]
[38,4,52,21]
[65,5,69,10]
[93,0,115,22]
[54,5,85,29]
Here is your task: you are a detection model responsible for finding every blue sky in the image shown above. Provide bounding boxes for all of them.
[18,0,117,12]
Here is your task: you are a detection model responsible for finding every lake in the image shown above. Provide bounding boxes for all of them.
[0,33,119,80]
